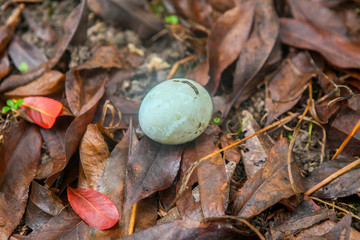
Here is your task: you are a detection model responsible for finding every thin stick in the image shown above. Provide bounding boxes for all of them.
[331,118,360,160]
[304,158,360,196]
[166,55,196,80]
[128,203,137,235]
[166,113,300,211]
[287,82,312,193]
[310,196,360,221]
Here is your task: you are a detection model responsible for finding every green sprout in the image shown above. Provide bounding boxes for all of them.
[164,15,179,24]
[237,114,253,136]
[307,122,313,147]
[213,117,221,124]
[18,62,29,72]
[288,135,293,140]
[2,99,24,114]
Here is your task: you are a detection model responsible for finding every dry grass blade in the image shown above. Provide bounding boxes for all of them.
[166,113,300,211]
[128,203,137,235]
[331,118,360,161]
[310,196,360,221]
[304,158,360,196]
[166,55,196,80]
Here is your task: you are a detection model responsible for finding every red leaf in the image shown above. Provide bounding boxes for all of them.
[21,96,63,129]
[67,187,119,230]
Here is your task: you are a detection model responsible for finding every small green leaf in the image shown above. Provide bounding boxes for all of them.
[14,99,24,110]
[213,117,221,123]
[288,135,293,140]
[6,99,15,108]
[2,106,11,113]
[18,62,29,72]
[164,15,179,24]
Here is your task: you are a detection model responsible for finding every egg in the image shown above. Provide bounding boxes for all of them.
[138,78,213,144]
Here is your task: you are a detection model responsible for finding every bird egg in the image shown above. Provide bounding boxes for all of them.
[138,78,213,144]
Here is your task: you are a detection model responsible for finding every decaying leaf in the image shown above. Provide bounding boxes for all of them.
[21,208,82,239]
[241,110,274,177]
[0,51,10,81]
[119,219,257,240]
[125,136,182,210]
[46,79,107,186]
[326,106,360,156]
[78,124,110,189]
[266,51,317,124]
[305,158,360,198]
[4,70,65,98]
[280,18,360,69]
[25,181,65,229]
[206,0,255,94]
[0,121,42,239]
[0,0,87,92]
[8,35,48,72]
[270,197,336,239]
[233,138,305,218]
[88,0,163,39]
[229,0,279,110]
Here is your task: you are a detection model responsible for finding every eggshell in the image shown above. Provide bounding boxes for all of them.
[139,78,213,144]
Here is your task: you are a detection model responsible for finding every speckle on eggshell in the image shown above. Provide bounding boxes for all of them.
[138,78,213,145]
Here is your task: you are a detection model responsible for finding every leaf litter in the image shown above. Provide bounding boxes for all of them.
[1,0,360,239]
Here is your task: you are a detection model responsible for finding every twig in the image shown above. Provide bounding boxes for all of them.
[128,203,137,235]
[166,55,196,80]
[166,113,300,211]
[304,158,360,196]
[331,118,360,160]
[310,196,360,221]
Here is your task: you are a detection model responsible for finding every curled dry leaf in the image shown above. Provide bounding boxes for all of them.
[288,0,348,37]
[22,8,57,42]
[39,116,71,180]
[8,35,48,72]
[90,127,137,239]
[270,197,336,238]
[233,138,305,218]
[195,125,227,218]
[66,45,128,116]
[125,136,182,210]
[280,18,360,69]
[266,51,316,125]
[229,0,279,112]
[4,70,65,98]
[21,96,63,129]
[88,0,163,39]
[0,51,11,81]
[305,158,360,198]
[0,0,87,92]
[78,124,110,189]
[0,121,42,239]
[23,208,82,239]
[295,215,360,240]
[119,219,256,240]
[241,110,274,177]
[169,0,219,28]
[326,106,360,156]
[206,0,255,94]
[46,79,107,186]
[176,124,226,219]
[67,187,119,230]
[25,181,65,229]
